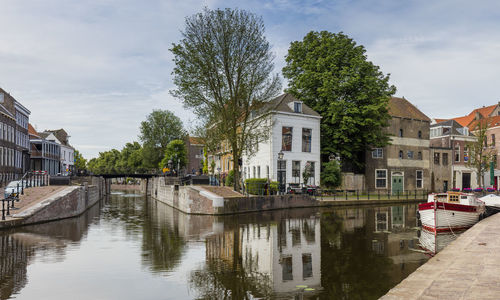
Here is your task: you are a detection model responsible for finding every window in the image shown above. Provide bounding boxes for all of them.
[443,127,451,135]
[305,161,315,185]
[302,254,313,279]
[253,166,256,178]
[399,129,403,137]
[292,161,300,182]
[294,102,302,113]
[434,152,440,165]
[375,169,387,188]
[484,138,488,147]
[257,166,261,178]
[407,151,414,159]
[418,131,422,139]
[266,165,269,178]
[302,128,312,152]
[372,148,383,158]
[281,256,293,281]
[399,150,403,159]
[282,127,293,151]
[454,144,460,162]
[417,151,422,160]
[464,146,469,162]
[492,134,496,146]
[416,170,423,189]
[442,153,449,165]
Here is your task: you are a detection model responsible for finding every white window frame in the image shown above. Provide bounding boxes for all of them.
[375,169,387,189]
[416,170,423,189]
[372,148,383,159]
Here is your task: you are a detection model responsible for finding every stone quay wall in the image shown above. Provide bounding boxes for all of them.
[149,177,320,215]
[1,177,107,228]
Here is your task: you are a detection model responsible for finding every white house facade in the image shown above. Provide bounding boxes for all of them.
[242,93,321,187]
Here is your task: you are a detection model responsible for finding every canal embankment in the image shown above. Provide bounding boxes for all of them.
[381,213,500,299]
[147,177,426,214]
[0,177,108,229]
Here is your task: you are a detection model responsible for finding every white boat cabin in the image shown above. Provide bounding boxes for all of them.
[428,192,481,206]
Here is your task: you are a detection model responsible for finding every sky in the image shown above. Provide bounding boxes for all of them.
[1,0,499,159]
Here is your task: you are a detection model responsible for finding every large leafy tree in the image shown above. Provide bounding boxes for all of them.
[159,139,188,172]
[171,8,281,191]
[282,31,396,170]
[139,110,186,169]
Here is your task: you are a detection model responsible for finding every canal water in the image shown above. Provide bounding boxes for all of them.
[0,190,431,300]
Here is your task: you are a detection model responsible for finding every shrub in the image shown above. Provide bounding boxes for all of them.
[245,178,268,195]
[269,181,278,194]
[225,170,234,187]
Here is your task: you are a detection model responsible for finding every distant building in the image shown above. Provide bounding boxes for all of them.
[29,124,61,175]
[40,129,74,175]
[365,97,431,193]
[430,120,477,191]
[0,88,31,185]
[186,136,204,174]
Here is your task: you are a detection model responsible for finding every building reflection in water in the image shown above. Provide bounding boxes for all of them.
[197,213,322,299]
[0,200,102,300]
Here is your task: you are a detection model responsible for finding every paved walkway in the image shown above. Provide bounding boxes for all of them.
[381,213,500,299]
[1,186,66,223]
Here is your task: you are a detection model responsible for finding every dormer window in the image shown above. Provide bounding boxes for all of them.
[293,102,302,113]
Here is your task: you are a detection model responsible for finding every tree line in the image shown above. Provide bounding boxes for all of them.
[86,110,189,175]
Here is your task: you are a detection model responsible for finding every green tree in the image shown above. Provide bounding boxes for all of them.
[119,142,142,173]
[74,150,87,173]
[159,139,188,173]
[139,110,186,169]
[321,160,342,188]
[171,8,281,191]
[467,120,495,188]
[282,31,396,170]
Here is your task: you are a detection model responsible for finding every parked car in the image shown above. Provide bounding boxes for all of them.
[4,180,25,198]
[287,183,303,194]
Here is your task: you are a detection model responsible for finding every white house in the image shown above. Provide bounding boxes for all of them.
[40,129,74,175]
[242,93,321,188]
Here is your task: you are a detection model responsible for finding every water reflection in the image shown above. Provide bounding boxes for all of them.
[0,191,430,300]
[0,201,102,300]
[418,229,463,255]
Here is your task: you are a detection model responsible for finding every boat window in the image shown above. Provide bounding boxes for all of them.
[461,196,468,199]
[449,195,459,202]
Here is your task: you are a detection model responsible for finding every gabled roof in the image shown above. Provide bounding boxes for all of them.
[451,104,498,128]
[189,136,204,145]
[28,123,40,139]
[469,115,500,131]
[43,128,69,145]
[431,119,470,136]
[388,97,430,122]
[266,93,320,117]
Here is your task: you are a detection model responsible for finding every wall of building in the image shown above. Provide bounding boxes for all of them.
[243,112,321,187]
[430,148,452,192]
[365,117,430,192]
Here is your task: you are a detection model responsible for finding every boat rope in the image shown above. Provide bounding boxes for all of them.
[441,202,457,238]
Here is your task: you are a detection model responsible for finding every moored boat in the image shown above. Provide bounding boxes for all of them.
[479,194,500,217]
[418,192,484,233]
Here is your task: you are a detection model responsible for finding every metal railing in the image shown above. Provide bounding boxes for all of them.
[1,171,49,221]
[316,189,430,201]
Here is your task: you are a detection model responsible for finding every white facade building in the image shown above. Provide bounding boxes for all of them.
[242,93,321,187]
[42,131,74,175]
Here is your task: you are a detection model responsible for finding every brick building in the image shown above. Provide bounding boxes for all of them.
[0,88,31,186]
[365,97,431,193]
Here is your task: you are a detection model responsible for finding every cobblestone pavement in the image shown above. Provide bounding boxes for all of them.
[381,213,500,299]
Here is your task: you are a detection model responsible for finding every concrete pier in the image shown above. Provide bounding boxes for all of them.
[381,213,500,299]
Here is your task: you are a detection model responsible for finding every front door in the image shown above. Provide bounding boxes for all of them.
[392,173,404,195]
[443,180,449,192]
[462,172,471,189]
[277,170,286,193]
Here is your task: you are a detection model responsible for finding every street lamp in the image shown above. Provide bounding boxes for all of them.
[167,159,173,176]
[277,151,284,195]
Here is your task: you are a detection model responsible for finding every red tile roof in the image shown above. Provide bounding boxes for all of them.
[28,123,40,138]
[469,115,500,131]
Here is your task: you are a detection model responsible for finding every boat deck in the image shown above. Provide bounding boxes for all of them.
[381,213,500,299]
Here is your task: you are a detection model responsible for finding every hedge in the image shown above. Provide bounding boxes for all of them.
[245,178,278,195]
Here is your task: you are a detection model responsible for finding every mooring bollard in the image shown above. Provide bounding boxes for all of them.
[1,199,5,220]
